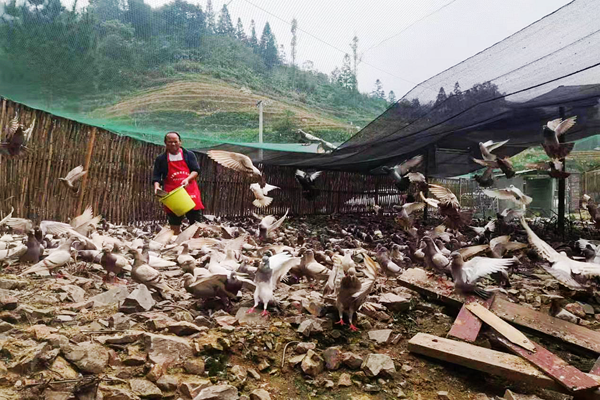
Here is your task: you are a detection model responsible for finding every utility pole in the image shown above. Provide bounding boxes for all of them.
[558,106,566,236]
[257,100,263,161]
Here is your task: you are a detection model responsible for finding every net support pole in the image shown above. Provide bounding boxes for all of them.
[257,100,263,161]
[558,106,566,236]
[76,126,97,216]
[423,145,432,221]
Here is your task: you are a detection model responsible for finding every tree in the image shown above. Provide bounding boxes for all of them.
[159,0,205,48]
[372,79,385,99]
[216,4,234,36]
[435,87,447,105]
[290,18,297,67]
[88,0,124,22]
[388,90,396,104]
[350,35,360,92]
[248,19,258,51]
[338,53,356,90]
[279,44,287,64]
[330,67,341,84]
[123,0,153,39]
[453,81,462,96]
[235,17,245,41]
[205,0,215,33]
[259,22,278,69]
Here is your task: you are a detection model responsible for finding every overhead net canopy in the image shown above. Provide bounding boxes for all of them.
[195,0,600,176]
[1,0,599,177]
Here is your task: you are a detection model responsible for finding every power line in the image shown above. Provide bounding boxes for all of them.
[363,0,461,55]
[239,0,434,90]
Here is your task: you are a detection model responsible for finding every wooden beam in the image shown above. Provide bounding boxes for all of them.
[494,335,599,393]
[447,295,494,342]
[76,127,97,216]
[558,106,566,236]
[397,270,600,354]
[490,297,600,354]
[408,333,600,398]
[591,357,600,376]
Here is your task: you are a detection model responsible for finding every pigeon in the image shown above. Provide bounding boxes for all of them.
[483,186,532,209]
[0,114,35,158]
[0,243,28,264]
[292,249,329,282]
[575,239,600,264]
[255,209,289,241]
[297,129,336,152]
[474,167,494,188]
[20,238,74,276]
[520,217,600,289]
[129,247,173,298]
[335,254,378,331]
[248,251,295,316]
[207,150,261,176]
[381,155,424,192]
[542,116,576,160]
[580,194,600,228]
[376,246,403,277]
[394,202,425,230]
[525,160,570,179]
[472,139,515,179]
[99,245,131,281]
[421,236,450,274]
[489,235,527,258]
[249,182,279,208]
[295,170,321,200]
[70,205,101,236]
[427,184,472,230]
[59,165,87,193]
[19,231,43,264]
[449,252,515,299]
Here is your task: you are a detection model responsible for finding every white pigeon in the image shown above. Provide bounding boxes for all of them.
[248,251,294,316]
[483,185,532,208]
[249,182,279,208]
[59,165,87,193]
[20,239,74,276]
[207,150,261,176]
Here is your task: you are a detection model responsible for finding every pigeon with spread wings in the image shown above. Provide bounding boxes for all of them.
[207,150,261,176]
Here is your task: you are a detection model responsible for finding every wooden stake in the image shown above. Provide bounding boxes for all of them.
[77,127,97,216]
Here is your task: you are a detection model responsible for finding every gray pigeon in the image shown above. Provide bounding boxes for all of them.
[248,251,294,316]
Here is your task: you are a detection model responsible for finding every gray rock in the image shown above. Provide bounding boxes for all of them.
[63,342,109,374]
[156,375,178,392]
[250,389,271,400]
[50,356,78,379]
[361,354,396,377]
[89,286,130,308]
[100,386,138,399]
[337,372,352,387]
[247,368,261,380]
[437,391,450,400]
[195,316,213,327]
[368,329,392,344]
[143,332,193,366]
[555,309,580,324]
[0,321,14,333]
[579,302,595,315]
[301,350,324,377]
[288,354,305,366]
[0,278,27,290]
[120,284,155,313]
[231,365,247,380]
[565,303,586,318]
[167,321,204,336]
[108,312,132,330]
[235,307,268,327]
[322,347,342,370]
[342,352,363,370]
[180,379,212,398]
[364,384,380,392]
[42,390,71,400]
[130,379,162,399]
[55,315,74,323]
[0,294,18,310]
[378,293,412,312]
[297,319,323,337]
[397,388,407,398]
[60,285,86,303]
[184,359,205,375]
[7,342,50,374]
[295,342,316,354]
[194,384,239,400]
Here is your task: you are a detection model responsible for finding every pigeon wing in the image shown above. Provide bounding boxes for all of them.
[463,257,514,284]
[428,184,460,208]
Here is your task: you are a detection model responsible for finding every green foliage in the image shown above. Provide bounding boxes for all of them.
[216,4,234,36]
[259,22,279,69]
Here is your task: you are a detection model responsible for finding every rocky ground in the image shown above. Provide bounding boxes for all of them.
[0,213,599,400]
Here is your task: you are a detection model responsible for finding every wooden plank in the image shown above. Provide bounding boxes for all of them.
[591,357,600,376]
[408,333,600,398]
[466,303,536,352]
[494,335,600,393]
[398,269,600,354]
[491,297,600,354]
[447,295,494,342]
[76,127,97,216]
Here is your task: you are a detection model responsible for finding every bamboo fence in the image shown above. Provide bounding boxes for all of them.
[0,97,480,224]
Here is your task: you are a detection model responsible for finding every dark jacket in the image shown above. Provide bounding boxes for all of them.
[153,148,200,185]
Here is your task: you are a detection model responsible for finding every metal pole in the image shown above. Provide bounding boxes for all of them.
[423,147,430,221]
[257,101,263,161]
[558,106,566,236]
[77,127,97,216]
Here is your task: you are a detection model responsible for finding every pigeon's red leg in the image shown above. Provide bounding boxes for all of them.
[261,310,269,317]
[335,319,344,326]
[349,324,359,332]
[246,307,256,314]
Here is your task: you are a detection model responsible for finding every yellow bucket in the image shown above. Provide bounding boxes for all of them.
[160,186,196,216]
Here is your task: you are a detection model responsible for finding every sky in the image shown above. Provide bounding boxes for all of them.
[16,0,574,97]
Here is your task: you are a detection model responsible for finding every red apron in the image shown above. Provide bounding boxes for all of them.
[164,149,204,213]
